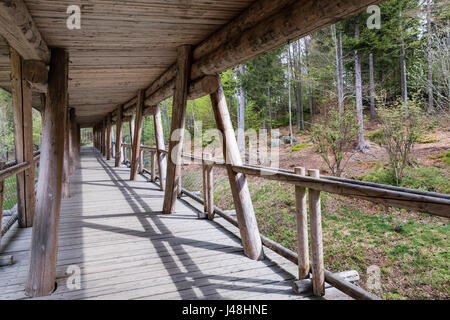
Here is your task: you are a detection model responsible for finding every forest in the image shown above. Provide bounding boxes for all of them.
[0,0,449,299]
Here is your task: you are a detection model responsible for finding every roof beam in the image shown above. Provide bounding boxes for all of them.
[0,0,50,63]
[115,0,384,119]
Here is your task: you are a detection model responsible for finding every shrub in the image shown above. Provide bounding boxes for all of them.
[311,108,358,177]
[367,129,383,145]
[377,99,425,185]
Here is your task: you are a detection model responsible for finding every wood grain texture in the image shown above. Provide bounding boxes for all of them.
[106,113,112,161]
[163,45,192,214]
[10,47,35,227]
[25,48,68,297]
[0,0,50,62]
[129,90,144,181]
[153,105,167,191]
[294,167,309,280]
[209,75,263,261]
[114,105,123,167]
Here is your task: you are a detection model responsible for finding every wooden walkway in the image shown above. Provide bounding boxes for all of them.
[0,147,348,300]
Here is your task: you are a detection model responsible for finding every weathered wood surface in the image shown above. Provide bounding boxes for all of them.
[294,167,309,280]
[10,48,35,227]
[232,165,450,218]
[153,106,166,189]
[114,105,123,167]
[25,48,68,297]
[307,169,325,296]
[0,147,352,300]
[163,46,192,214]
[130,90,144,181]
[0,0,50,63]
[210,76,263,261]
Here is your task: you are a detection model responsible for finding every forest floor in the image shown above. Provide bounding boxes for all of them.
[182,115,449,300]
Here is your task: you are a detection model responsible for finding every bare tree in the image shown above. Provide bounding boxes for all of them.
[354,20,368,152]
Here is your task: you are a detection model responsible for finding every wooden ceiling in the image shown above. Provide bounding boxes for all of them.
[0,0,384,127]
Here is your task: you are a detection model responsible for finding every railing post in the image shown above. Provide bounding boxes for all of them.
[122,145,127,164]
[294,167,309,279]
[307,169,325,296]
[150,150,156,182]
[203,153,214,220]
[139,149,144,174]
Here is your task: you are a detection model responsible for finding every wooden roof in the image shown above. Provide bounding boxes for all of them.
[0,0,384,127]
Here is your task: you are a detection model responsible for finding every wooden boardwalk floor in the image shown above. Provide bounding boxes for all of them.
[0,147,349,300]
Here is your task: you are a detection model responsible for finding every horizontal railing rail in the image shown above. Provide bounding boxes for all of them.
[1,151,41,242]
[120,143,449,218]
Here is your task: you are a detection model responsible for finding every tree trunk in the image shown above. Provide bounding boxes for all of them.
[426,0,433,112]
[369,53,376,118]
[333,25,345,116]
[238,64,246,152]
[287,44,294,145]
[355,21,367,152]
[304,37,313,123]
[295,40,304,131]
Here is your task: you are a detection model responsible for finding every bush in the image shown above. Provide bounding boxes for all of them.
[367,129,383,145]
[377,99,425,185]
[311,108,358,176]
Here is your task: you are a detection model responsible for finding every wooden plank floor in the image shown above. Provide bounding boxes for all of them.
[0,147,349,300]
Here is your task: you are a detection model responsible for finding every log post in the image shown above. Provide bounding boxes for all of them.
[62,106,70,199]
[10,48,35,227]
[129,117,135,147]
[69,108,77,175]
[162,45,192,214]
[115,105,123,167]
[122,145,127,164]
[130,90,144,180]
[102,119,106,157]
[153,105,167,190]
[139,150,144,174]
[203,153,214,220]
[308,169,325,296]
[210,75,263,260]
[294,167,309,279]
[150,150,156,182]
[26,48,68,297]
[106,113,112,161]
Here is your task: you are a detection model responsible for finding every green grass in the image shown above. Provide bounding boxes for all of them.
[366,129,383,145]
[429,150,450,165]
[291,143,313,152]
[363,167,449,193]
[211,175,449,299]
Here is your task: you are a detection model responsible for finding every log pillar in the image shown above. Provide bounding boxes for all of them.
[294,167,309,279]
[130,90,144,180]
[62,106,70,199]
[162,45,192,214]
[106,113,112,161]
[69,109,77,175]
[9,48,35,227]
[102,119,106,157]
[26,48,68,297]
[0,162,5,245]
[115,105,123,167]
[153,104,167,190]
[210,75,263,260]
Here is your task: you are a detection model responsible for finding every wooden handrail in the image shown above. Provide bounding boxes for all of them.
[122,143,450,218]
[0,162,32,182]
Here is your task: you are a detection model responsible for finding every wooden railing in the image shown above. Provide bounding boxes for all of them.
[0,151,41,242]
[114,143,449,300]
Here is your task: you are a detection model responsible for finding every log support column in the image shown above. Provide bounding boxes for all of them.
[106,113,112,161]
[10,48,35,227]
[153,104,167,190]
[115,105,123,167]
[210,75,263,260]
[130,90,144,180]
[162,45,191,214]
[62,106,70,199]
[26,48,68,297]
